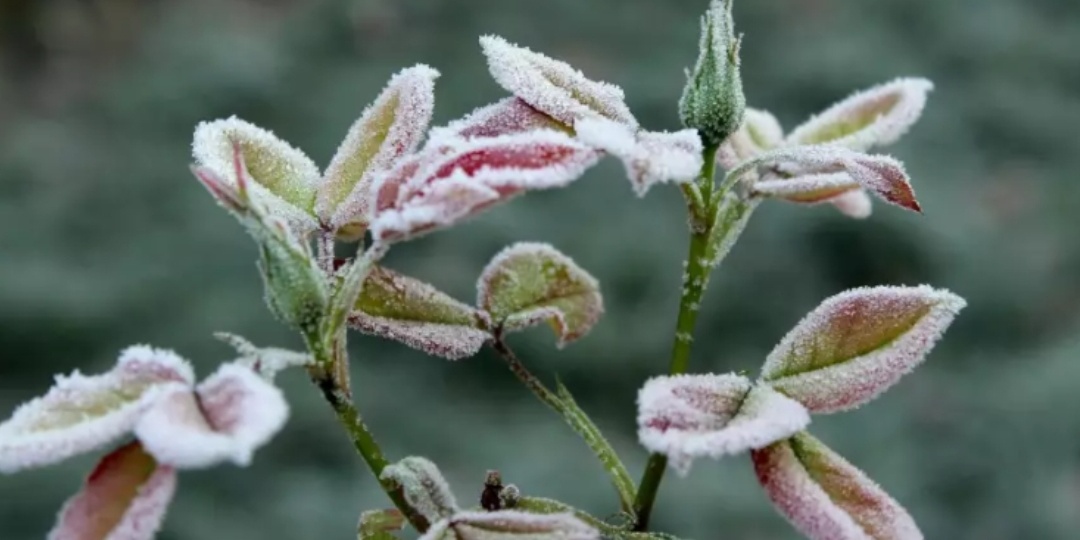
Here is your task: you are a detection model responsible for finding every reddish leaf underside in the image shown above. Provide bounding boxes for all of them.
[50,442,177,540]
[752,432,921,540]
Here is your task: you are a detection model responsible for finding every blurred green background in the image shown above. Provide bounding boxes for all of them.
[2,0,1079,538]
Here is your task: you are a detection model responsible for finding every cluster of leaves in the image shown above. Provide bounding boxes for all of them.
[0,1,967,539]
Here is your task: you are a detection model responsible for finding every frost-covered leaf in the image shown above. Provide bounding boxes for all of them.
[478,243,602,347]
[349,266,489,360]
[431,98,568,143]
[135,364,288,469]
[828,189,874,219]
[420,511,598,540]
[0,346,194,473]
[760,286,965,414]
[637,374,809,474]
[358,509,407,540]
[752,172,860,204]
[381,457,459,523]
[576,118,703,196]
[49,441,176,540]
[717,108,783,169]
[679,0,745,147]
[214,333,311,381]
[192,116,320,231]
[704,194,756,270]
[740,146,921,212]
[786,78,933,152]
[370,132,599,243]
[752,432,922,540]
[479,35,637,128]
[319,65,440,235]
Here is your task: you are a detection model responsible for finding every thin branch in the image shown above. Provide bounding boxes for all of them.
[491,333,638,516]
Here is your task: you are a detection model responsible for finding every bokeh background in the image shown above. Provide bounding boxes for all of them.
[2,0,1079,538]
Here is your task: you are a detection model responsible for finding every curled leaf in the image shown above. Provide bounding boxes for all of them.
[319,65,440,235]
[740,146,921,212]
[192,116,321,231]
[479,35,637,128]
[420,511,598,540]
[0,346,194,473]
[349,266,489,360]
[576,117,703,196]
[827,189,874,219]
[786,78,933,151]
[431,98,568,143]
[49,442,177,540]
[717,108,784,169]
[135,364,288,469]
[381,456,459,523]
[478,243,603,347]
[760,286,965,413]
[636,374,809,474]
[752,432,922,540]
[752,172,860,204]
[370,131,599,243]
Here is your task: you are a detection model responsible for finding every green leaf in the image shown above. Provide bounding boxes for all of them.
[358,509,406,540]
[760,286,965,413]
[350,266,489,360]
[554,381,637,515]
[381,457,459,523]
[478,243,603,347]
[192,116,320,229]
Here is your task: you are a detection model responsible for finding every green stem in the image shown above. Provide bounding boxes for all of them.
[632,143,721,531]
[308,347,430,533]
[492,336,638,516]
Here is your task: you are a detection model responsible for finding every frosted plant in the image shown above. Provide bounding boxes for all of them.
[0,346,287,539]
[1,1,968,539]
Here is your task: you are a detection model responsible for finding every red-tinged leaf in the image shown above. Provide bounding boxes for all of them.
[135,364,288,469]
[192,116,321,231]
[0,346,194,473]
[420,511,598,540]
[319,65,440,233]
[717,107,784,169]
[576,117,703,196]
[371,132,599,242]
[191,165,247,214]
[743,146,921,212]
[752,432,922,540]
[479,35,637,128]
[752,173,860,203]
[50,442,177,540]
[786,78,933,151]
[430,97,568,143]
[760,286,966,413]
[478,242,602,347]
[637,374,809,474]
[350,266,489,360]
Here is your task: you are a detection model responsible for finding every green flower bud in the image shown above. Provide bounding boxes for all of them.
[679,0,746,148]
[254,218,329,337]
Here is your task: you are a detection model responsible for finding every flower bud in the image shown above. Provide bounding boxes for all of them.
[679,0,746,148]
